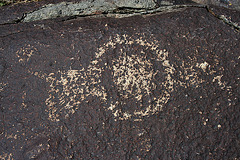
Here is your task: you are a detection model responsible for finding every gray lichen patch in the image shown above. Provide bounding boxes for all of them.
[113,0,156,8]
[23,1,116,22]
[21,0,206,23]
[22,0,156,22]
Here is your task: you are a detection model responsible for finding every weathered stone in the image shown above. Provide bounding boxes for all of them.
[113,0,156,8]
[0,1,239,159]
[20,0,196,23]
[192,0,240,10]
[0,0,240,24]
[22,1,117,22]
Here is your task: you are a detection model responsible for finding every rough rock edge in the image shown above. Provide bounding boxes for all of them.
[0,0,239,31]
[22,2,206,23]
[22,0,157,22]
[192,0,240,11]
[206,6,240,30]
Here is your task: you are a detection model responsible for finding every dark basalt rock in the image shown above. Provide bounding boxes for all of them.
[193,0,240,10]
[0,0,239,159]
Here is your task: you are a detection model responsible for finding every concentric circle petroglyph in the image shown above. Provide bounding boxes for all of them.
[94,34,176,121]
[15,33,229,122]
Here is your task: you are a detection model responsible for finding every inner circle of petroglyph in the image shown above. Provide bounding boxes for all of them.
[113,51,154,100]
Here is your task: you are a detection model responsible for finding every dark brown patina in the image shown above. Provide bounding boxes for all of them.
[0,1,239,159]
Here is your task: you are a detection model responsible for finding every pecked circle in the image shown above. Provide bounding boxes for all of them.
[94,34,176,121]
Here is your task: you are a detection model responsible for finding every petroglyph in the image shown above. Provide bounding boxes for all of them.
[112,51,155,100]
[95,34,176,120]
[15,33,231,122]
[45,63,107,122]
[16,44,37,64]
[0,153,13,160]
[0,82,7,92]
[213,75,226,89]
[197,62,209,72]
[25,143,50,159]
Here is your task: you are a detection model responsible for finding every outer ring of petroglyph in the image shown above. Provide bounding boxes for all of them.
[94,33,176,121]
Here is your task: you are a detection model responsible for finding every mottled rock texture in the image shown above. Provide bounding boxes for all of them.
[0,0,239,159]
[193,0,240,10]
[0,0,239,24]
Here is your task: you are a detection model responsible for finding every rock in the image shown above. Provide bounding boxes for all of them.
[0,58,6,76]
[22,0,157,22]
[192,0,240,10]
[113,0,156,8]
[0,64,4,75]
[0,0,239,159]
[0,0,240,24]
[22,1,117,22]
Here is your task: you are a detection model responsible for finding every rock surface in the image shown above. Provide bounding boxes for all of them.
[1,0,240,24]
[193,0,240,10]
[0,0,239,159]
